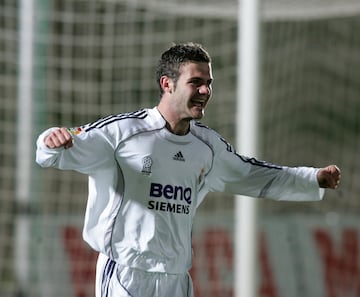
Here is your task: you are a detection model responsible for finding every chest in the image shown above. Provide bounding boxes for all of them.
[115,130,212,188]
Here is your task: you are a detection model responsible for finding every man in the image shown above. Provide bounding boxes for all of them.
[36,42,341,297]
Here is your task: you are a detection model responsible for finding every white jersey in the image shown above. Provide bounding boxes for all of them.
[36,107,324,274]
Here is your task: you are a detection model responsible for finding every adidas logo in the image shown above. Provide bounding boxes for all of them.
[173,151,185,162]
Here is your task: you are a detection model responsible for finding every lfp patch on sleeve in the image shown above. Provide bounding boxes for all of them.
[68,127,83,135]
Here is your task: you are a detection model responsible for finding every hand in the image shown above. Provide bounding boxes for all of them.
[44,127,73,149]
[317,165,341,189]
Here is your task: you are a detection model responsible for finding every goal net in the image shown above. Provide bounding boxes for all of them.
[1,0,359,296]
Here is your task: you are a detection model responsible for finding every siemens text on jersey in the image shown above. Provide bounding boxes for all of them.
[148,182,191,214]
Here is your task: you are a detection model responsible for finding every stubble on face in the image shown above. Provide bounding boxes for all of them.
[173,62,213,121]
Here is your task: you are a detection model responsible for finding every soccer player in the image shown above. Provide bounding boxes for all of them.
[36,42,341,297]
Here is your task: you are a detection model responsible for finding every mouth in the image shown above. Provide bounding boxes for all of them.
[191,99,206,108]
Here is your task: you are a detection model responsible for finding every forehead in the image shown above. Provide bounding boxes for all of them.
[179,62,213,80]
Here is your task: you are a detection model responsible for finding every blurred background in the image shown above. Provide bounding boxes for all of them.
[1,0,359,296]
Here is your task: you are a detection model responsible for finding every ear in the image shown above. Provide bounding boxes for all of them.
[160,76,174,94]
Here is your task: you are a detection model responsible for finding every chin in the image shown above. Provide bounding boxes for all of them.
[190,109,205,120]
[192,113,204,120]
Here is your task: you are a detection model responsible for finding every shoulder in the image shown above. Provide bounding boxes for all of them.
[66,108,165,145]
[190,121,231,152]
[84,109,150,132]
[82,108,165,139]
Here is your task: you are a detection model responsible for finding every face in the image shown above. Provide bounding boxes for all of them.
[170,62,213,120]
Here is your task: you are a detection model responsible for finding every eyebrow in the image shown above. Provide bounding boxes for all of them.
[189,77,213,85]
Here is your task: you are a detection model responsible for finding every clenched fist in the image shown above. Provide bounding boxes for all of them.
[317,165,341,189]
[44,127,73,149]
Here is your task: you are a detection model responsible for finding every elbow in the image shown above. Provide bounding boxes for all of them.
[35,150,57,168]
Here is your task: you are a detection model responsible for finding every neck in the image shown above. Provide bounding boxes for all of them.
[157,104,190,136]
[165,121,190,136]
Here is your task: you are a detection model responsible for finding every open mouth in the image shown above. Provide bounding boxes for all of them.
[191,99,205,108]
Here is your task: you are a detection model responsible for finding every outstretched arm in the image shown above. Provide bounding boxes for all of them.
[317,165,341,189]
[36,125,115,173]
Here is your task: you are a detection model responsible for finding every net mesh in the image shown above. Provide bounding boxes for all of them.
[0,0,359,296]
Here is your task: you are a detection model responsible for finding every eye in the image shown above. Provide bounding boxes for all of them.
[190,78,202,87]
[189,77,213,90]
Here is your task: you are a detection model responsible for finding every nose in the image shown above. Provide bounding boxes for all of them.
[198,84,211,96]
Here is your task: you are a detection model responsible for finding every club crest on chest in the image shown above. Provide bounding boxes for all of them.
[141,156,153,176]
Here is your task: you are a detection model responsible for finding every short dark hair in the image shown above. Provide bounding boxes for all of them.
[156,42,211,97]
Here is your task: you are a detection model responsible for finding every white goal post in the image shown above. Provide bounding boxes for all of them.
[235,0,261,296]
[15,0,35,293]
